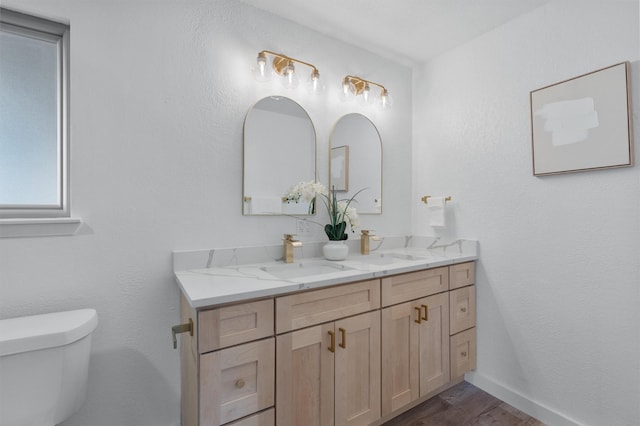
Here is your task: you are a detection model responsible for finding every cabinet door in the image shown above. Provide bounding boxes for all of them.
[276,279,380,333]
[276,323,335,426]
[381,267,449,307]
[335,311,381,426]
[418,292,450,396]
[200,338,275,425]
[381,302,419,417]
[449,262,475,290]
[198,299,274,353]
[226,408,274,426]
[450,286,476,335]
[451,327,477,379]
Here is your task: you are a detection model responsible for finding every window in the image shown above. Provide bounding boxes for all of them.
[0,8,70,218]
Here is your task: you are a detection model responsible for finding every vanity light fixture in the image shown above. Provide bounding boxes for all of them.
[342,75,392,108]
[255,50,321,92]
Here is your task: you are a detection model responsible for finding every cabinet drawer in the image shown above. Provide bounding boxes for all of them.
[226,408,274,426]
[199,299,274,353]
[449,286,476,335]
[200,338,275,425]
[276,279,380,334]
[449,262,475,290]
[381,267,448,307]
[450,328,476,379]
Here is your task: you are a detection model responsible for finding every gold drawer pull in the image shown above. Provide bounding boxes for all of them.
[328,330,335,353]
[414,307,422,324]
[461,351,467,357]
[339,327,347,349]
[460,307,467,313]
[421,304,429,321]
[235,379,245,389]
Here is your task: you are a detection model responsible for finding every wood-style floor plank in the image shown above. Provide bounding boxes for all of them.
[382,381,546,426]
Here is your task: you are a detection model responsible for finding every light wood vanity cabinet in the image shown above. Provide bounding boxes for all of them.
[276,310,381,426]
[275,279,380,334]
[276,280,381,425]
[198,299,274,353]
[380,267,448,306]
[450,285,476,335]
[380,269,451,417]
[200,338,275,425]
[181,298,276,426]
[448,262,477,380]
[450,261,475,290]
[180,261,476,426]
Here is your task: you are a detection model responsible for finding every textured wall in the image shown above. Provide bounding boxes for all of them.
[0,1,412,425]
[412,1,640,425]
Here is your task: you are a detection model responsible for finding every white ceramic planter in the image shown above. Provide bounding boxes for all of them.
[323,240,349,261]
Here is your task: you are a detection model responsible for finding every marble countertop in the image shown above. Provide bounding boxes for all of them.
[174,236,478,308]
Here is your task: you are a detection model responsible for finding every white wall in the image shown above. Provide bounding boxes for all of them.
[413,1,640,425]
[0,1,412,425]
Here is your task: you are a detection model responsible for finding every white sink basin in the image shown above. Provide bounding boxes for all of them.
[355,252,422,266]
[388,248,449,259]
[261,261,353,279]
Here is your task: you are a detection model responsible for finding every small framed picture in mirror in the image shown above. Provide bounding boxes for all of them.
[331,145,349,191]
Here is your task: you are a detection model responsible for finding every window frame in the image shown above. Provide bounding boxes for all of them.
[0,7,70,219]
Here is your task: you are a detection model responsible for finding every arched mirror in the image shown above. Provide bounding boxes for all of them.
[243,96,316,215]
[329,113,382,214]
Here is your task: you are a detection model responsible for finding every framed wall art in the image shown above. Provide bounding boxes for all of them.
[530,61,633,176]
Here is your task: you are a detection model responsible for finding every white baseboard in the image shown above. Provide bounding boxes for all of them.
[465,371,583,426]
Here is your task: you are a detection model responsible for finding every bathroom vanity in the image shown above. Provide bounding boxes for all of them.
[174,239,477,426]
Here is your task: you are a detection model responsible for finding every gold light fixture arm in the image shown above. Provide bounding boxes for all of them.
[258,50,319,76]
[343,75,388,95]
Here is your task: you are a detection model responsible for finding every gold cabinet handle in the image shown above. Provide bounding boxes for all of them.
[414,307,422,324]
[461,351,467,357]
[421,304,429,321]
[328,330,335,353]
[461,307,467,313]
[235,379,245,389]
[339,327,347,348]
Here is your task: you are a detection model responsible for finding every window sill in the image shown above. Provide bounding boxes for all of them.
[0,217,82,238]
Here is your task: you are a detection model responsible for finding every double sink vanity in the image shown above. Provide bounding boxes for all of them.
[174,236,478,426]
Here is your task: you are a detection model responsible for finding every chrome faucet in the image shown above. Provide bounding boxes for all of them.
[283,234,302,263]
[360,230,380,255]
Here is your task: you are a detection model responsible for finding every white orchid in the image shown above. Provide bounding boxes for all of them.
[285,180,363,240]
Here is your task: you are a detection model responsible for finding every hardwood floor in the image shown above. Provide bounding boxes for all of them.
[382,381,546,426]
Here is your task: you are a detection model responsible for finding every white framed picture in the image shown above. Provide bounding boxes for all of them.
[530,62,633,176]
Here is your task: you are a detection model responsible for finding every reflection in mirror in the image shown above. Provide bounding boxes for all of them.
[330,113,382,214]
[243,96,316,215]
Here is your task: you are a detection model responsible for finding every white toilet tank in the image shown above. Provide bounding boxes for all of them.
[0,309,98,426]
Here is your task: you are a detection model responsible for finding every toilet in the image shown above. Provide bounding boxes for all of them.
[0,309,98,426]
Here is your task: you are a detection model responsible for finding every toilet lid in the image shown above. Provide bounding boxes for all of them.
[0,309,98,356]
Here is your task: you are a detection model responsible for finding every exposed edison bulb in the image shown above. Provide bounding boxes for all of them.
[379,89,393,109]
[282,60,298,89]
[309,69,322,94]
[253,52,270,82]
[340,77,355,102]
[342,77,351,96]
[257,53,266,76]
[363,83,370,102]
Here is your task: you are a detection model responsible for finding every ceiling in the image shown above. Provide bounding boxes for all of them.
[239,0,551,65]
